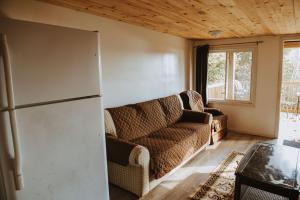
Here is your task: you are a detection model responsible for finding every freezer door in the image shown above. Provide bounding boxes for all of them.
[0,18,101,106]
[0,97,109,200]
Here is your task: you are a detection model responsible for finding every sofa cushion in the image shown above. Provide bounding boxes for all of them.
[132,123,210,179]
[177,94,184,109]
[180,90,204,112]
[171,122,210,145]
[158,95,183,125]
[108,100,167,141]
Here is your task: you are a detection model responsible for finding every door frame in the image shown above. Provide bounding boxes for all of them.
[274,34,300,138]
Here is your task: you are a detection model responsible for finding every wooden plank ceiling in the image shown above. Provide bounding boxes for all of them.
[39,0,300,39]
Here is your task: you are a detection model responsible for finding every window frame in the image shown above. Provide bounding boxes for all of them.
[207,45,257,105]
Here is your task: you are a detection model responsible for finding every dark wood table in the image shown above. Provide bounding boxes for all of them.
[234,143,300,200]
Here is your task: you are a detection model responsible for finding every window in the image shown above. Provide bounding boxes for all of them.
[207,47,256,103]
[207,52,226,100]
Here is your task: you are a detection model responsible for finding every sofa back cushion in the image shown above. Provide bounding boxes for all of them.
[108,99,167,141]
[158,95,183,125]
[180,90,204,112]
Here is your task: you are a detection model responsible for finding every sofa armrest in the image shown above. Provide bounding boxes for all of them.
[106,136,150,167]
[128,145,150,167]
[180,110,212,125]
[204,107,224,116]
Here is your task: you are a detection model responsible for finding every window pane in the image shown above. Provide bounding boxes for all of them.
[233,51,252,101]
[208,52,226,100]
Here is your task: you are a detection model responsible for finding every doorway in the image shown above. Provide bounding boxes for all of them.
[278,41,300,140]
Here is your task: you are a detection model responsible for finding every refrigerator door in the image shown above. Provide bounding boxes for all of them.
[0,52,7,110]
[0,97,109,200]
[0,44,13,199]
[0,111,15,200]
[0,18,101,106]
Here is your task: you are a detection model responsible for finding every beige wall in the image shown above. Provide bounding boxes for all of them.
[195,36,282,138]
[0,0,191,108]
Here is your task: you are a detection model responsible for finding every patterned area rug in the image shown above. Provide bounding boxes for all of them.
[191,151,244,200]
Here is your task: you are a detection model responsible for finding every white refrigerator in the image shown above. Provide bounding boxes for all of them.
[0,18,109,200]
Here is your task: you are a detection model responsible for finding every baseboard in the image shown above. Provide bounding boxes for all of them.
[228,129,274,139]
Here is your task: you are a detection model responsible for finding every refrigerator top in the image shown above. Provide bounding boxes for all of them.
[0,18,102,107]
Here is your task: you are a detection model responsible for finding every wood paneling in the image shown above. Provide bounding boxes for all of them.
[38,0,300,39]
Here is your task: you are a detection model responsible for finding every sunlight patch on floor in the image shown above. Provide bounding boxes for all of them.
[159,180,181,190]
[179,166,216,173]
[158,164,217,190]
[279,112,300,141]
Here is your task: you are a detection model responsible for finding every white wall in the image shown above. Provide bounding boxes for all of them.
[195,36,282,138]
[0,0,190,108]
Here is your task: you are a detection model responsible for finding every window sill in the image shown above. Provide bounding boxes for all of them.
[208,100,255,107]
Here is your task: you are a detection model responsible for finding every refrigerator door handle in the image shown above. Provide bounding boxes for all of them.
[1,33,24,190]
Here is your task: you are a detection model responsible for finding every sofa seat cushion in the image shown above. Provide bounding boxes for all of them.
[171,122,210,144]
[132,123,210,179]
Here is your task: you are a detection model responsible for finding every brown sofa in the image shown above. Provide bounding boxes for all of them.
[104,95,212,196]
[179,90,228,144]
